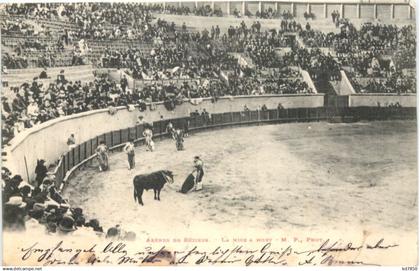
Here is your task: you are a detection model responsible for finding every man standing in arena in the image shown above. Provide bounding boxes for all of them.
[143,125,154,152]
[166,121,175,140]
[96,141,109,171]
[175,129,184,151]
[120,75,128,93]
[193,156,204,191]
[124,139,135,170]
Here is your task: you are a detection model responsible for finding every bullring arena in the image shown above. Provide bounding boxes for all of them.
[64,121,417,236]
[1,0,417,267]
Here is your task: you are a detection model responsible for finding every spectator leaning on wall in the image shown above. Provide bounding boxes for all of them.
[67,134,76,150]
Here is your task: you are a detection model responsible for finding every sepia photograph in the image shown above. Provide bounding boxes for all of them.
[0,0,418,267]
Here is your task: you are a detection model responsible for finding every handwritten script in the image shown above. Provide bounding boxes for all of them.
[18,238,398,266]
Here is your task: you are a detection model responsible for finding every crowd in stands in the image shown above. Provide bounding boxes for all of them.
[221,21,296,54]
[299,29,333,48]
[2,48,85,70]
[1,70,225,144]
[2,73,134,143]
[244,38,278,68]
[5,3,60,19]
[255,8,278,19]
[280,20,303,32]
[298,21,415,62]
[2,53,28,69]
[1,18,36,36]
[351,72,415,94]
[100,43,235,81]
[229,76,314,95]
[157,4,223,17]
[3,165,135,239]
[226,67,314,95]
[1,3,417,239]
[1,3,416,144]
[284,48,341,81]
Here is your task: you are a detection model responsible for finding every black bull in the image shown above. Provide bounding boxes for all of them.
[133,170,174,205]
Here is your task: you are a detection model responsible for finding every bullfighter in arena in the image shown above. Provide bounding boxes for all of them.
[96,141,109,171]
[166,121,176,140]
[180,156,204,193]
[123,139,135,170]
[193,156,204,191]
[174,129,184,151]
[143,126,154,152]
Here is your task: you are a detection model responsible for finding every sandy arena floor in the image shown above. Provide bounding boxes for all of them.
[64,120,418,237]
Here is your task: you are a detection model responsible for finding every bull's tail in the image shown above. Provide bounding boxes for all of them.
[133,178,138,202]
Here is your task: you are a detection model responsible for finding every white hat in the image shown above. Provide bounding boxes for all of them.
[18,181,33,189]
[6,196,27,208]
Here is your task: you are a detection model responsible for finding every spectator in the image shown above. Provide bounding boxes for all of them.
[35,159,48,187]
[4,196,27,231]
[39,68,48,79]
[67,134,76,150]
[120,75,128,93]
[57,215,76,234]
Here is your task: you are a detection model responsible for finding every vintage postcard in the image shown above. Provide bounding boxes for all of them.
[1,0,417,268]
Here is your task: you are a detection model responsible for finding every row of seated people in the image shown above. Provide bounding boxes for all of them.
[9,39,64,53]
[98,28,292,79]
[2,49,86,70]
[219,23,297,54]
[2,18,178,70]
[4,1,413,48]
[1,18,37,36]
[69,17,176,42]
[228,75,314,95]
[280,19,303,32]
[2,5,414,89]
[4,2,296,20]
[100,45,232,81]
[284,48,341,81]
[2,75,129,143]
[2,39,66,70]
[1,16,295,73]
[5,3,63,20]
[255,8,282,19]
[298,21,415,72]
[299,21,415,53]
[1,62,313,145]
[152,4,294,19]
[2,53,29,70]
[350,72,416,94]
[245,43,278,68]
[338,52,396,78]
[231,8,294,19]
[3,4,169,42]
[5,3,154,28]
[4,7,295,48]
[3,165,134,239]
[161,4,224,17]
[393,48,416,70]
[253,67,301,79]
[103,34,287,73]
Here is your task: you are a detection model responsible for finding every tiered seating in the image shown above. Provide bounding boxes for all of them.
[86,40,154,62]
[134,77,220,88]
[350,76,415,94]
[2,35,59,48]
[2,65,95,87]
[37,18,79,33]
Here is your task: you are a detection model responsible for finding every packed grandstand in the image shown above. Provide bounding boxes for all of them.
[1,2,416,238]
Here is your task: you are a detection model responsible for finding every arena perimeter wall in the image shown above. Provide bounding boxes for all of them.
[349,94,417,107]
[3,94,324,182]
